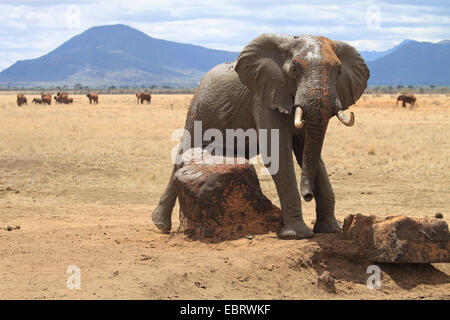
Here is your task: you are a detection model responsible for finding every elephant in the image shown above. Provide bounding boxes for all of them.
[136,92,143,104]
[87,93,99,104]
[55,92,69,104]
[32,98,42,104]
[152,34,370,239]
[41,93,52,105]
[56,92,68,99]
[17,94,27,106]
[54,95,64,104]
[140,92,152,104]
[397,94,416,109]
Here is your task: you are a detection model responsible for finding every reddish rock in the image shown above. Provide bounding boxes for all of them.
[173,150,282,242]
[342,214,450,263]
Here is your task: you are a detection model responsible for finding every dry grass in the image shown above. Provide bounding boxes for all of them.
[0,93,449,299]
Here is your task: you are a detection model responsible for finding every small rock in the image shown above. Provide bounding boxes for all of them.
[245,234,254,240]
[195,281,207,289]
[6,225,12,231]
[15,190,20,194]
[237,276,249,282]
[311,219,316,225]
[435,212,443,219]
[317,271,336,294]
[5,187,12,191]
[113,271,119,276]
[347,172,352,176]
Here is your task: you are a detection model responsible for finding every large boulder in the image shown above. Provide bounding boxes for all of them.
[342,214,450,263]
[173,148,282,242]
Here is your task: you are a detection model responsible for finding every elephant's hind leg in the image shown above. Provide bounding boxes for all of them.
[312,158,341,233]
[152,164,179,233]
[152,114,196,232]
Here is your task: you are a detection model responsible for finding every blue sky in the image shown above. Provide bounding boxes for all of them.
[0,0,449,71]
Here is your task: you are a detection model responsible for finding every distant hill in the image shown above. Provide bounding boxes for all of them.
[367,40,450,85]
[0,24,449,87]
[360,39,413,62]
[0,24,239,87]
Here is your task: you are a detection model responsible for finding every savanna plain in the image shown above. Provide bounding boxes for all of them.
[0,93,449,299]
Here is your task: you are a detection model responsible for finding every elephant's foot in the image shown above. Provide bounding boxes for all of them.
[279,220,314,239]
[152,205,172,233]
[313,217,341,233]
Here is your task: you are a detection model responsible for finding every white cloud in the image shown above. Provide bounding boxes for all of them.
[0,0,449,71]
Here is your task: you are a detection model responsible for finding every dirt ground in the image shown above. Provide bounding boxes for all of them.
[0,93,449,300]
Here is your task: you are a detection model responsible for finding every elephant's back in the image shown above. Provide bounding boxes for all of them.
[192,61,256,130]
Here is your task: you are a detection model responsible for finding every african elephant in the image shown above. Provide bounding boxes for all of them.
[41,93,52,105]
[397,94,416,109]
[32,98,42,104]
[152,34,370,239]
[56,92,69,104]
[136,92,143,104]
[87,93,99,104]
[17,93,27,106]
[140,92,152,104]
[54,95,64,104]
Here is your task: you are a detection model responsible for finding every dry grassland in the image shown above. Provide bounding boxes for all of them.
[0,93,449,299]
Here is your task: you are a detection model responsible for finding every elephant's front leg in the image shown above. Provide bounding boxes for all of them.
[273,161,314,239]
[293,135,340,233]
[258,110,313,239]
[311,158,341,233]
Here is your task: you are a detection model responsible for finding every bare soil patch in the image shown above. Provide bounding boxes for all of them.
[0,93,449,299]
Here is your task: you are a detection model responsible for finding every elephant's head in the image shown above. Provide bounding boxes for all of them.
[235,34,369,202]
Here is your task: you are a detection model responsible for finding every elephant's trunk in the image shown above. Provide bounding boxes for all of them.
[300,114,328,201]
[295,67,333,202]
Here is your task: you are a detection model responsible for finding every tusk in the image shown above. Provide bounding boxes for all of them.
[294,107,304,128]
[336,110,355,127]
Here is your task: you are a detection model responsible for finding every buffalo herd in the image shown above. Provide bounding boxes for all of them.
[16,92,153,107]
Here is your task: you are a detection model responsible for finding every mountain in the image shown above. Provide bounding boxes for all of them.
[360,39,413,62]
[1,25,449,87]
[367,40,450,85]
[0,24,239,87]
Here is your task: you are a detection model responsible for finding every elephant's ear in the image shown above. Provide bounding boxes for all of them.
[235,34,293,114]
[334,41,370,110]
